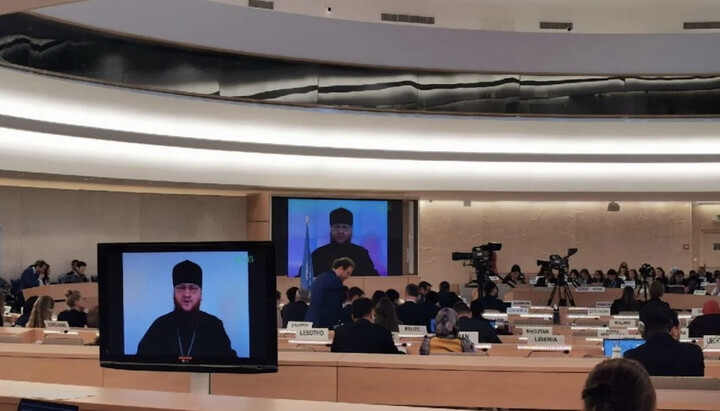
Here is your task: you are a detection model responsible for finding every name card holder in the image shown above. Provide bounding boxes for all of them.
[703,335,720,351]
[287,321,313,330]
[522,326,554,336]
[694,290,708,296]
[610,319,637,328]
[588,308,611,316]
[529,335,566,345]
[624,281,636,288]
[692,308,704,317]
[596,301,613,308]
[507,307,529,315]
[511,300,532,308]
[459,331,479,345]
[44,320,70,331]
[598,328,630,338]
[295,328,330,342]
[398,325,428,337]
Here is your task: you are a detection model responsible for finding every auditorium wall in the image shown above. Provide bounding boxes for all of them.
[419,201,693,286]
[0,186,247,280]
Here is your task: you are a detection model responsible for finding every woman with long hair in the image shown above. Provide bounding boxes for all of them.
[57,289,87,328]
[374,297,401,332]
[26,295,54,328]
[610,286,640,315]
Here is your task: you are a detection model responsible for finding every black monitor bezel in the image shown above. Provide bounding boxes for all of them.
[97,241,277,374]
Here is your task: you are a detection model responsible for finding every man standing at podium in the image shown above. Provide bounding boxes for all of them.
[311,208,378,276]
[137,260,236,358]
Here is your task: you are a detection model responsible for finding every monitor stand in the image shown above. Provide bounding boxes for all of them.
[189,373,211,395]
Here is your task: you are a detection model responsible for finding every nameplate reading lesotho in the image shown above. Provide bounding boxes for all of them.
[507,307,529,315]
[44,320,70,331]
[522,326,553,336]
[459,332,479,345]
[598,328,630,338]
[296,328,330,341]
[610,319,637,328]
[529,335,565,345]
[587,308,611,316]
[399,325,427,336]
[287,321,313,330]
[511,300,532,308]
[704,335,720,350]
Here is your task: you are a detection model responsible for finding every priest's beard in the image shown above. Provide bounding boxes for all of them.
[173,297,202,324]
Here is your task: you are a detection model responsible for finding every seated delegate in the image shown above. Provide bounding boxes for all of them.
[420,308,475,355]
[624,304,704,376]
[331,298,402,354]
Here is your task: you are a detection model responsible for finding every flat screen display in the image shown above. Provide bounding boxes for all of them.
[603,338,645,357]
[272,197,409,277]
[98,242,277,373]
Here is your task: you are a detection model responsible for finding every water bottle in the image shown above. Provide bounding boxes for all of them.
[612,343,622,359]
[553,305,560,325]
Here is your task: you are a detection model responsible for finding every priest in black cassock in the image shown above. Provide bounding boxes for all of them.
[311,208,379,276]
[137,260,236,358]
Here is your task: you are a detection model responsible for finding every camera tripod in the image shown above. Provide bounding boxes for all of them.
[547,270,577,307]
[635,276,650,301]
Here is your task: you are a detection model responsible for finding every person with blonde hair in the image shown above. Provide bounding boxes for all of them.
[57,289,87,328]
[26,296,54,328]
[582,358,655,411]
[420,308,475,354]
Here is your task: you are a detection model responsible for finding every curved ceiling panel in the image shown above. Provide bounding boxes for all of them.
[34,0,720,75]
[2,67,720,193]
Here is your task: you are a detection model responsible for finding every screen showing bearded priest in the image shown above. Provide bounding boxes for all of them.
[137,260,236,357]
[311,208,379,276]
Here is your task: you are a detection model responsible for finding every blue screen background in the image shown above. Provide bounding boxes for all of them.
[287,199,388,276]
[122,251,250,357]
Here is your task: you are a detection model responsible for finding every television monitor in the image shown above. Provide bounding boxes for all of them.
[98,241,277,373]
[272,197,415,277]
[602,338,645,357]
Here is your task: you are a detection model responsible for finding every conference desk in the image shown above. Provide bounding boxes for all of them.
[0,380,456,411]
[22,283,98,308]
[505,286,720,310]
[0,341,718,409]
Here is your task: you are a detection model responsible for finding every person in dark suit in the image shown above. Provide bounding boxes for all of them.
[281,288,310,328]
[688,300,720,338]
[611,286,641,315]
[603,269,625,289]
[338,286,364,325]
[418,281,432,302]
[331,298,402,354]
[305,257,354,328]
[396,283,425,326]
[19,260,47,291]
[310,208,378,276]
[640,281,671,313]
[534,266,557,288]
[453,301,501,343]
[438,281,461,308]
[478,281,508,313]
[418,291,441,329]
[625,304,704,376]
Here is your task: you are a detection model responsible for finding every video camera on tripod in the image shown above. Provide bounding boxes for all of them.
[537,248,578,306]
[636,263,654,300]
[452,242,502,286]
